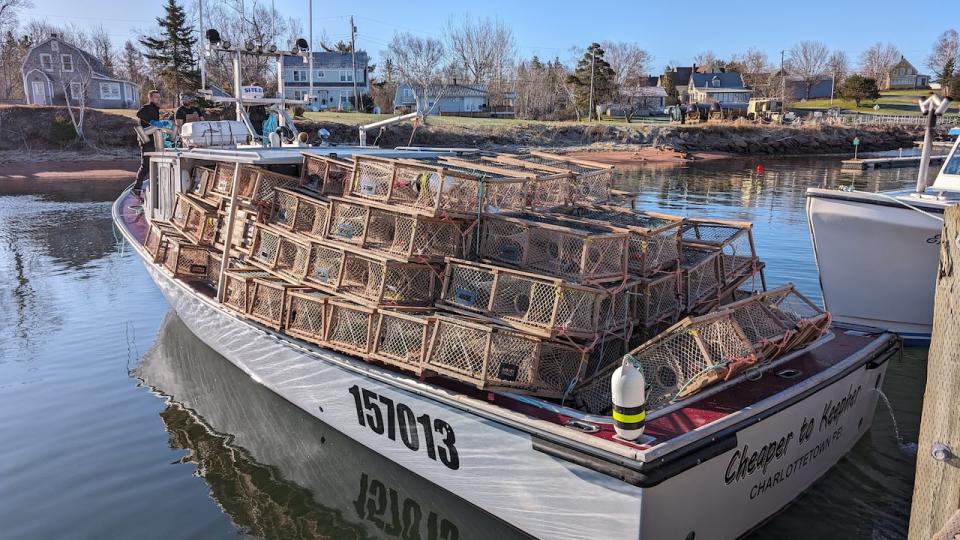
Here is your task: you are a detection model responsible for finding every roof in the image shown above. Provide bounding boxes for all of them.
[22,35,134,84]
[282,51,369,69]
[622,86,668,97]
[637,75,659,87]
[664,66,693,86]
[690,72,746,89]
[396,83,490,102]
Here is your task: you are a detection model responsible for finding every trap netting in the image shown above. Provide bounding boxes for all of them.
[247,277,301,330]
[188,166,217,202]
[207,162,257,199]
[680,245,722,313]
[425,316,603,397]
[681,219,759,289]
[204,252,223,290]
[446,156,574,210]
[372,310,435,374]
[477,213,630,284]
[439,259,630,338]
[268,187,331,240]
[326,196,370,245]
[337,251,437,309]
[559,206,683,277]
[300,154,351,196]
[158,235,211,281]
[144,222,180,263]
[728,284,831,355]
[324,299,377,355]
[220,269,274,314]
[494,151,614,202]
[304,242,345,290]
[171,193,218,246]
[631,272,682,327]
[573,311,758,415]
[284,289,330,345]
[248,224,312,283]
[209,164,298,206]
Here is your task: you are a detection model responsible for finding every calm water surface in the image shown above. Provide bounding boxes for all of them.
[0,158,928,539]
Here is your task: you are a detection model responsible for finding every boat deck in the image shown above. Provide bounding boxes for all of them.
[118,191,898,464]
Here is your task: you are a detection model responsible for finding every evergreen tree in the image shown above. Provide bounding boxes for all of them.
[840,75,880,108]
[140,0,199,98]
[938,57,956,86]
[566,43,614,120]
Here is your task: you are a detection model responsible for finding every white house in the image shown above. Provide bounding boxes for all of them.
[281,51,368,110]
[688,72,751,104]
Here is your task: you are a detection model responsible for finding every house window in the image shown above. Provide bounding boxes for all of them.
[315,70,324,79]
[99,82,121,100]
[402,87,412,98]
[61,54,73,72]
[292,69,306,82]
[711,76,720,88]
[340,70,353,82]
[51,41,59,52]
[39,53,53,71]
[69,81,83,101]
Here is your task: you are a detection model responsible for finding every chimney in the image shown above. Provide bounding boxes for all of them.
[51,32,59,39]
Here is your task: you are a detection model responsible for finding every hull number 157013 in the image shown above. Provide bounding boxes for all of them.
[348,384,460,470]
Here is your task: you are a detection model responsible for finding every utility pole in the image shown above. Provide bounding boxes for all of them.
[308,0,313,110]
[350,16,359,112]
[588,47,596,122]
[199,0,205,90]
[780,50,786,124]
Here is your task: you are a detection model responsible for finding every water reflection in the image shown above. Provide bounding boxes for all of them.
[136,313,528,540]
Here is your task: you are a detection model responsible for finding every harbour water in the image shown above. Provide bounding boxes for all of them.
[0,157,927,539]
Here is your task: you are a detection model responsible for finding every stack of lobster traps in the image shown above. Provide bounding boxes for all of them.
[149,149,810,412]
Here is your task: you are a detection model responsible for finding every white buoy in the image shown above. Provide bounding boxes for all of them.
[268,131,281,148]
[611,359,646,441]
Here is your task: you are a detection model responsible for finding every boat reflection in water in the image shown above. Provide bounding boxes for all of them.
[134,313,529,540]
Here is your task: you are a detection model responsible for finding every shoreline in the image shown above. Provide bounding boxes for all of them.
[0,151,138,180]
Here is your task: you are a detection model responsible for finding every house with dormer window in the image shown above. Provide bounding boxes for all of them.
[688,72,751,104]
[21,34,140,109]
[281,51,369,111]
[884,57,930,90]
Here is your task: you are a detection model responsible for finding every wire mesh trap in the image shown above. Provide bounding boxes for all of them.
[300,154,352,196]
[723,284,831,357]
[679,245,722,313]
[438,155,571,210]
[303,242,346,291]
[188,166,218,203]
[631,271,682,327]
[219,268,275,314]
[558,205,683,276]
[425,316,602,397]
[681,219,759,289]
[337,251,438,309]
[267,187,331,240]
[208,163,298,207]
[284,288,330,345]
[324,299,377,355]
[171,193,219,246]
[247,224,312,283]
[477,212,630,284]
[144,222,182,263]
[247,277,306,330]
[371,310,435,375]
[157,235,212,281]
[439,259,630,338]
[493,151,614,203]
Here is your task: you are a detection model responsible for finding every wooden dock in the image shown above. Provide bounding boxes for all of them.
[841,154,949,170]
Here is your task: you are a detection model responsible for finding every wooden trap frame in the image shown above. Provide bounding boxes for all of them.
[558,205,683,276]
[337,250,438,309]
[438,259,630,338]
[157,235,212,281]
[679,244,722,313]
[346,155,528,217]
[437,155,572,210]
[493,151,614,203]
[284,289,330,345]
[267,187,331,240]
[220,268,275,314]
[247,277,307,330]
[144,221,181,263]
[371,310,435,375]
[171,193,219,246]
[214,205,259,258]
[188,165,219,203]
[681,219,759,289]
[325,196,473,262]
[208,163,298,207]
[248,224,312,283]
[303,242,346,290]
[324,299,377,355]
[631,271,682,328]
[721,284,830,359]
[300,153,352,196]
[477,212,630,284]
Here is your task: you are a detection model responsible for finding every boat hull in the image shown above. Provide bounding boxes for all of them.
[136,245,890,540]
[807,188,942,346]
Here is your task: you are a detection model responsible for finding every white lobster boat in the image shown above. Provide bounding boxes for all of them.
[115,142,899,540]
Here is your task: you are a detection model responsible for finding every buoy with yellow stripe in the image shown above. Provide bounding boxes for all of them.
[611,356,646,441]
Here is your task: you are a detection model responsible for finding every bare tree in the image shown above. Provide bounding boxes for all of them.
[926,29,959,83]
[0,0,31,31]
[514,56,572,120]
[826,50,848,98]
[90,25,116,77]
[386,32,445,114]
[24,20,91,50]
[788,41,829,99]
[693,50,723,72]
[444,15,515,84]
[731,48,772,97]
[601,42,652,122]
[22,50,90,140]
[860,42,901,87]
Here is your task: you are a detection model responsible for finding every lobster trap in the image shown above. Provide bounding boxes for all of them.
[144,221,181,263]
[681,219,759,289]
[439,259,630,338]
[438,155,571,210]
[247,277,305,330]
[371,310,435,375]
[248,224,312,283]
[347,155,527,217]
[208,163,298,207]
[220,268,275,314]
[723,284,830,357]
[559,205,683,276]
[188,166,218,202]
[303,242,345,290]
[631,271,682,327]
[324,299,377,355]
[300,154,352,196]
[268,187,331,240]
[493,151,614,202]
[679,245,722,313]
[338,251,438,309]
[574,310,758,415]
[171,193,219,246]
[425,316,604,398]
[157,235,212,281]
[477,212,630,284]
[284,289,330,345]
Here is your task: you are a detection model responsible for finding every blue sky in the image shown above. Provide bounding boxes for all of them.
[22,0,958,71]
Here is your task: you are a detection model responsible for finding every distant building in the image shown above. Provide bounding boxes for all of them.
[884,57,930,90]
[21,34,140,109]
[785,76,835,100]
[393,82,516,117]
[600,86,668,118]
[688,72,751,104]
[281,51,369,110]
[658,66,695,102]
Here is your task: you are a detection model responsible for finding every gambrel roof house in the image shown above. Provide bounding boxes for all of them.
[21,34,140,109]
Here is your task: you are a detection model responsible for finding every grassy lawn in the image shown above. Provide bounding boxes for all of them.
[788,90,958,115]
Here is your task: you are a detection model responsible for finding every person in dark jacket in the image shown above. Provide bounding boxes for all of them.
[174,93,204,136]
[134,90,161,199]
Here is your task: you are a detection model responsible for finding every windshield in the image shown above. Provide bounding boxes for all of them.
[945,152,960,176]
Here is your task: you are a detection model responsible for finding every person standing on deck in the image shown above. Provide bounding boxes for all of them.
[173,94,204,138]
[134,90,162,200]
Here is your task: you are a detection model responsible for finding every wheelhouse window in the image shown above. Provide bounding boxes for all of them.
[99,82,121,100]
[61,54,73,72]
[39,53,53,71]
